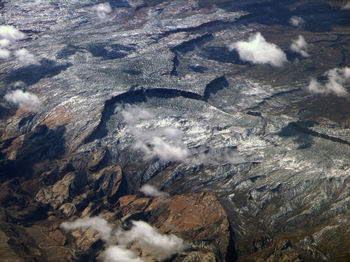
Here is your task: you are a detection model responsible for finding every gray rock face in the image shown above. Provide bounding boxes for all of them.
[1,0,350,261]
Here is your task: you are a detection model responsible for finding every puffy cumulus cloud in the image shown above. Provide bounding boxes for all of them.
[60,216,112,241]
[289,16,305,27]
[61,217,186,262]
[230,32,287,67]
[0,26,40,66]
[61,217,139,261]
[0,48,10,59]
[342,3,350,10]
[306,67,350,97]
[140,184,169,198]
[0,25,25,42]
[103,246,144,262]
[4,89,41,112]
[15,48,40,66]
[121,105,190,162]
[290,35,309,57]
[93,2,112,20]
[0,25,26,60]
[117,220,186,260]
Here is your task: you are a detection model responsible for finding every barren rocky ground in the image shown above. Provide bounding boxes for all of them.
[1,0,350,261]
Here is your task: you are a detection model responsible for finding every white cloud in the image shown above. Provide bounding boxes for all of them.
[121,105,190,162]
[307,78,324,95]
[132,135,190,162]
[60,216,112,241]
[61,217,141,261]
[5,89,41,112]
[117,220,186,260]
[230,32,287,67]
[306,67,350,97]
[132,138,187,162]
[140,184,169,198]
[290,35,309,57]
[121,105,153,124]
[0,39,11,49]
[0,26,28,61]
[342,3,350,10]
[14,48,40,66]
[149,137,189,161]
[103,246,144,262]
[0,48,10,59]
[61,217,186,262]
[93,3,112,20]
[289,16,305,27]
[0,25,25,42]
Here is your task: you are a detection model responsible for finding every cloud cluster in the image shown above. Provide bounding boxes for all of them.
[306,67,350,97]
[61,217,186,262]
[230,32,287,67]
[116,220,186,260]
[289,16,305,27]
[15,48,40,66]
[121,105,189,162]
[0,25,39,66]
[140,184,169,198]
[4,89,41,112]
[0,25,25,60]
[290,35,309,57]
[93,3,112,20]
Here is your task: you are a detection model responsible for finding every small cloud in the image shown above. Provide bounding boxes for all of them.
[342,3,350,10]
[289,16,305,27]
[60,216,112,242]
[140,184,169,198]
[0,25,25,42]
[230,32,287,67]
[15,48,40,66]
[0,39,11,48]
[117,220,186,260]
[306,67,350,97]
[0,48,10,59]
[290,35,309,57]
[103,246,144,262]
[150,137,189,161]
[93,3,112,20]
[4,89,41,112]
